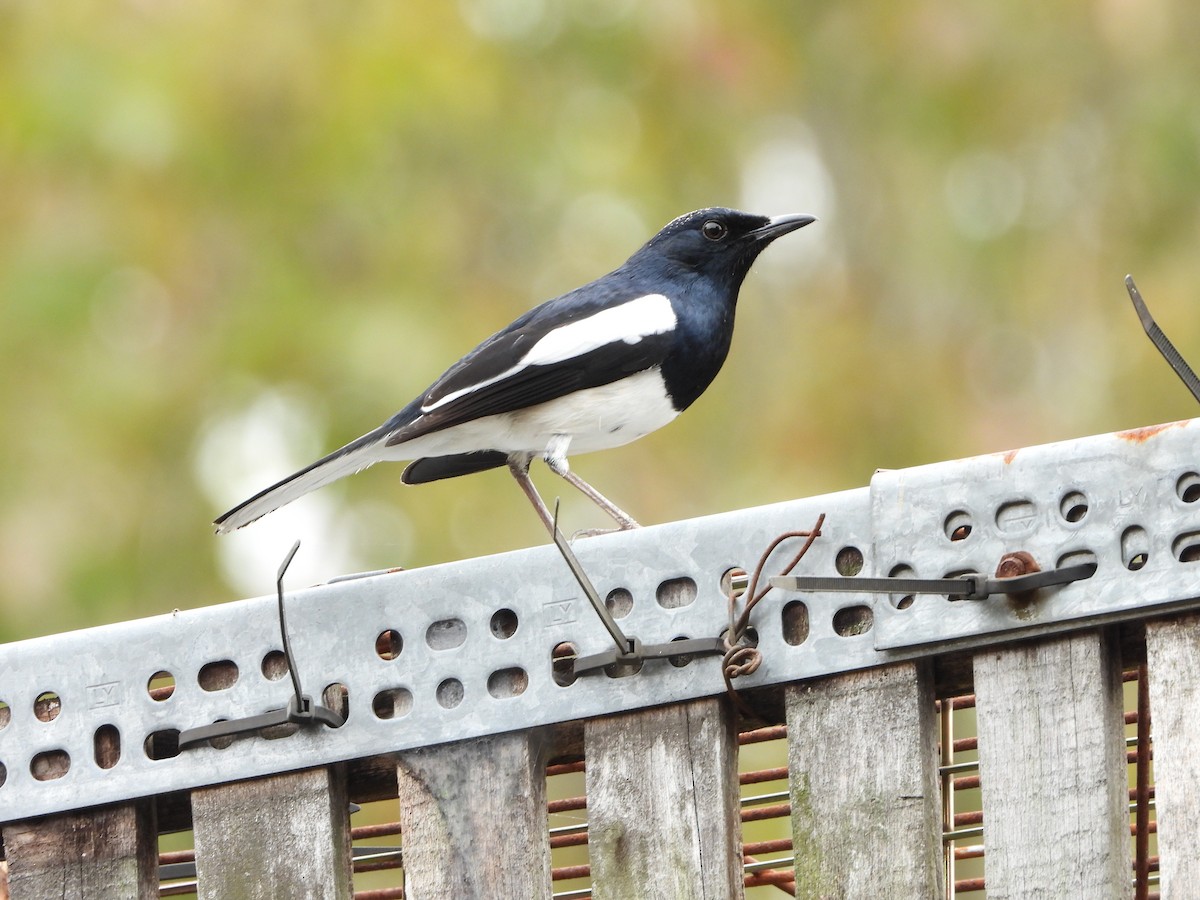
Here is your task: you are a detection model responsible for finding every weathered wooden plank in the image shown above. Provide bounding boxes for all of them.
[1145,612,1200,898]
[784,660,943,899]
[973,630,1128,898]
[585,697,742,900]
[2,801,157,900]
[191,766,352,900]
[396,729,551,899]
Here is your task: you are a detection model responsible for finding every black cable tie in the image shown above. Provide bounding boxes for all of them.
[573,637,726,676]
[1126,275,1200,405]
[770,561,1097,602]
[179,541,344,751]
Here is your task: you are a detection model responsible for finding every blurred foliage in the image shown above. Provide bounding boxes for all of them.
[2,0,1200,639]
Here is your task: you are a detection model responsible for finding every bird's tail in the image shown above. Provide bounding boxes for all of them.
[213,425,392,534]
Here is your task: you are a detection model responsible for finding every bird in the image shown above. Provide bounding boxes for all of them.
[213,207,816,536]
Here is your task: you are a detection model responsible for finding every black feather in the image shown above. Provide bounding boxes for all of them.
[402,451,510,484]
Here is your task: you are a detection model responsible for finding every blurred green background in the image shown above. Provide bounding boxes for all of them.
[3,0,1199,640]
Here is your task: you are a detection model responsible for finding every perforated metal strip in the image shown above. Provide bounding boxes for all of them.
[1,418,1198,822]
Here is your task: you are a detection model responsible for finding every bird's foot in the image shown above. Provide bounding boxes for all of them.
[571,520,641,540]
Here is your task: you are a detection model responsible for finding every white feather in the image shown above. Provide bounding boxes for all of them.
[421,294,676,413]
[520,293,676,366]
[392,368,679,461]
[213,436,386,533]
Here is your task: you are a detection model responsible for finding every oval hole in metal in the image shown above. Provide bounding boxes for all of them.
[552,642,578,687]
[260,722,300,741]
[656,577,697,609]
[832,605,873,637]
[605,588,633,619]
[1122,525,1150,571]
[1172,531,1200,563]
[888,564,917,610]
[487,668,528,699]
[1059,491,1089,523]
[31,749,70,782]
[782,600,809,646]
[144,729,181,761]
[198,660,239,692]
[1177,472,1200,504]
[1057,549,1099,570]
[94,724,121,769]
[322,683,349,724]
[426,619,467,651]
[604,657,643,679]
[668,636,694,667]
[373,688,413,720]
[944,510,973,542]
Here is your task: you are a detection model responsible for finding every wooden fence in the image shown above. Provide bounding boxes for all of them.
[2,419,1199,898]
[3,618,1198,898]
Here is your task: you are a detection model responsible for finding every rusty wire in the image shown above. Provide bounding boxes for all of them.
[720,514,825,716]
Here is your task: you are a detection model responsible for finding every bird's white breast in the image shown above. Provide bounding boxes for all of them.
[390,368,680,461]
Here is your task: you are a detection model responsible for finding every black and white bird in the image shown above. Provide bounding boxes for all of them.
[214,207,815,535]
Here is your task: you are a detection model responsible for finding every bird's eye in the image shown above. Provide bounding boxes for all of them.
[701,220,728,241]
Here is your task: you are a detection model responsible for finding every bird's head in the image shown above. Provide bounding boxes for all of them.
[634,207,816,288]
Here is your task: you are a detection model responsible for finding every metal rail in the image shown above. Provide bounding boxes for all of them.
[1,417,1199,822]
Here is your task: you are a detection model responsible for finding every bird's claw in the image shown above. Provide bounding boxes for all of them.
[571,520,641,540]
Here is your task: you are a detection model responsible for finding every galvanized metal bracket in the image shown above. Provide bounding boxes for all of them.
[1,418,1199,823]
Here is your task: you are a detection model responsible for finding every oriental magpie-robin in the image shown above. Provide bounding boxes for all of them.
[214,207,815,535]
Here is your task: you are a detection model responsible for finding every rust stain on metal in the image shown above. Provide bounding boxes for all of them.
[998,551,1040,618]
[1118,420,1186,443]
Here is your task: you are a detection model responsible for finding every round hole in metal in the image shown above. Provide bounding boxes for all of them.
[375,630,403,660]
[490,609,518,640]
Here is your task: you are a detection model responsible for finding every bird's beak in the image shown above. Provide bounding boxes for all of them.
[749,213,817,241]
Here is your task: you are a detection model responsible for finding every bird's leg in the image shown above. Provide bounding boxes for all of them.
[558,470,642,531]
[543,437,641,531]
[507,453,555,536]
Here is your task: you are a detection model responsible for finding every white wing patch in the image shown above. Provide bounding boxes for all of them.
[421,294,677,413]
[520,293,676,366]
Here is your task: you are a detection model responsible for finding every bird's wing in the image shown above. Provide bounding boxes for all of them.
[385,290,678,446]
[214,288,677,532]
